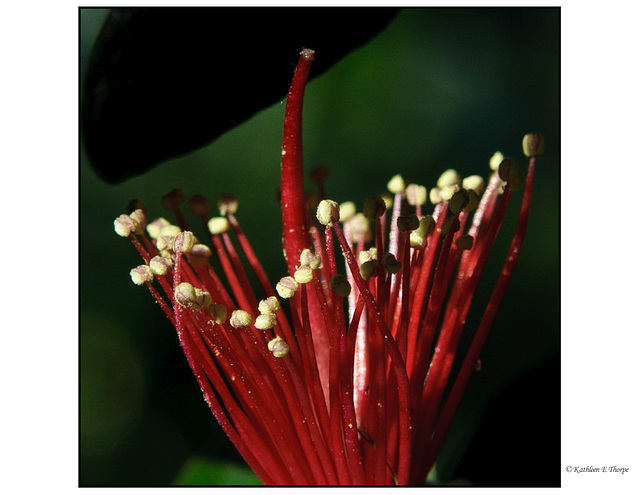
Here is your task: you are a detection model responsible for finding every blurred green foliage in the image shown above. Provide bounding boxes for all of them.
[80,7,559,486]
[173,457,262,486]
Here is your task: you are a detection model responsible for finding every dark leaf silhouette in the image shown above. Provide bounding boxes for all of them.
[81,7,399,183]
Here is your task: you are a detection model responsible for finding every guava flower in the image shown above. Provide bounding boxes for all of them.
[114,48,544,485]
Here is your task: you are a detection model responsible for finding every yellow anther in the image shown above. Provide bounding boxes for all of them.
[439,184,459,202]
[230,309,253,328]
[209,303,228,324]
[489,151,504,171]
[294,265,314,284]
[174,231,196,253]
[349,213,371,243]
[299,249,321,270]
[276,276,299,299]
[437,169,460,189]
[462,175,485,195]
[174,282,210,311]
[381,192,393,210]
[522,133,545,157]
[359,247,378,264]
[217,194,239,215]
[174,282,196,308]
[149,255,173,276]
[255,313,277,331]
[258,296,280,315]
[268,336,290,358]
[429,187,442,205]
[192,288,211,311]
[410,215,435,248]
[387,174,405,194]
[130,265,153,285]
[339,201,357,222]
[114,214,138,237]
[146,217,170,239]
[208,217,230,235]
[159,224,182,238]
[316,199,340,226]
[156,235,176,252]
[129,209,147,233]
[406,184,427,206]
[409,232,424,248]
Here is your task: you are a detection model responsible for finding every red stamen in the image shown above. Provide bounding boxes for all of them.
[281,48,315,275]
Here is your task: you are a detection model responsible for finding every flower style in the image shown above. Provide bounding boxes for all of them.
[114,49,545,485]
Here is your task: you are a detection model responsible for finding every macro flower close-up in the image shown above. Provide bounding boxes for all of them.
[80,7,559,487]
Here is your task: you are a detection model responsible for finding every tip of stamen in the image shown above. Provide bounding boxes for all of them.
[522,133,545,157]
[397,214,420,232]
[301,48,315,60]
[268,336,290,358]
[363,195,386,221]
[149,255,173,276]
[146,217,171,239]
[130,265,153,285]
[359,259,380,280]
[448,190,470,215]
[208,217,230,235]
[276,276,299,299]
[174,231,196,253]
[498,158,524,191]
[339,201,357,222]
[437,169,461,189]
[349,213,371,243]
[455,234,474,250]
[174,282,211,311]
[329,274,351,297]
[462,175,485,195]
[299,249,321,270]
[258,296,280,315]
[406,184,427,206]
[489,151,505,171]
[255,313,277,330]
[230,309,253,328]
[217,194,238,215]
[294,265,314,284]
[114,214,138,237]
[382,252,402,274]
[387,174,405,194]
[316,199,340,226]
[209,303,228,324]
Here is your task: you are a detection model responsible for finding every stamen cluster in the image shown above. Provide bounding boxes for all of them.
[113,48,544,486]
[114,134,541,485]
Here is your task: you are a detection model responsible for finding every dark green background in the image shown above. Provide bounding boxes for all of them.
[80,7,559,486]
